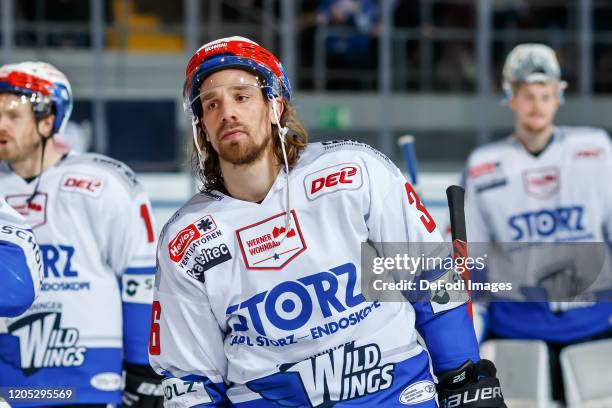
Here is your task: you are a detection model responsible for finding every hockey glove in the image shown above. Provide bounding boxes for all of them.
[122,363,165,408]
[436,359,506,408]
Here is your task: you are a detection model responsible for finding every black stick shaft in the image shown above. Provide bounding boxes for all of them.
[446,185,467,243]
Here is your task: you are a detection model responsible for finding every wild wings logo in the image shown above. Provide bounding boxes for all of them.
[247,342,395,407]
[1,311,86,375]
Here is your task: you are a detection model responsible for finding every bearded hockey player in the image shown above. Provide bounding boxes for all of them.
[0,62,163,407]
[464,43,612,401]
[149,36,506,407]
[0,197,42,317]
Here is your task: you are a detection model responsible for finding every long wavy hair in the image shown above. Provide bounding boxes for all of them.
[190,98,308,192]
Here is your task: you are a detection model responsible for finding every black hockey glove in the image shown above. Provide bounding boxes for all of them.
[436,359,506,408]
[122,363,165,408]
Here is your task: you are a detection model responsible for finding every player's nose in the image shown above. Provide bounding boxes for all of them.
[218,97,240,123]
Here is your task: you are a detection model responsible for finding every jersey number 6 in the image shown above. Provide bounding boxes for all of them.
[149,301,162,355]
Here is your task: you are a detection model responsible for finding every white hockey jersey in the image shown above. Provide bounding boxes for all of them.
[0,197,42,317]
[151,141,479,407]
[464,127,612,342]
[0,153,157,406]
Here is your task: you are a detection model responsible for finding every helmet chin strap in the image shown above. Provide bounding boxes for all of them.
[270,97,293,242]
[27,120,52,204]
[192,117,205,172]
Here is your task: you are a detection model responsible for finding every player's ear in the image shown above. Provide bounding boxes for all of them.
[268,98,285,126]
[37,114,55,139]
[508,95,518,112]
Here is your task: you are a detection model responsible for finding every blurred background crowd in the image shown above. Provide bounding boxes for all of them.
[2,0,611,172]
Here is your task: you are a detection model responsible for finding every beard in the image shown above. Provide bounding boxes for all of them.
[0,135,41,162]
[523,118,551,134]
[217,130,272,166]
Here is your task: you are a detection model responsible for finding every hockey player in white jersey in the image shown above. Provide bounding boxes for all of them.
[150,36,506,407]
[0,62,163,407]
[0,197,42,317]
[464,43,612,401]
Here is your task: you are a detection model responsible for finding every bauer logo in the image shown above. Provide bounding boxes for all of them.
[168,215,218,262]
[236,210,306,270]
[6,193,48,228]
[60,174,104,197]
[304,163,362,200]
[6,311,86,375]
[399,380,436,405]
[247,342,394,407]
[523,167,560,199]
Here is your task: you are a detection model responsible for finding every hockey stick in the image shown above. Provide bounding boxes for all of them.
[446,185,473,319]
[398,135,418,186]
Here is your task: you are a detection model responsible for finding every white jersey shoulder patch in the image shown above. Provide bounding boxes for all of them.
[62,153,142,196]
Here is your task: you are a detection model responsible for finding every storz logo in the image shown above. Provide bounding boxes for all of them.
[40,244,77,278]
[304,163,363,200]
[39,245,91,292]
[186,244,232,282]
[247,342,394,407]
[226,263,362,337]
[5,312,86,375]
[508,206,586,241]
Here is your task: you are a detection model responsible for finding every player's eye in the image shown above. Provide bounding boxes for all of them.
[236,94,249,102]
[206,101,218,111]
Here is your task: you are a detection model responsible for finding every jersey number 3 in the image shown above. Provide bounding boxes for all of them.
[404,183,437,233]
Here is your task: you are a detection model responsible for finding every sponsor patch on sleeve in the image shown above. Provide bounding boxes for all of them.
[303,163,363,200]
[121,274,155,304]
[468,161,501,178]
[60,173,105,197]
[168,215,218,263]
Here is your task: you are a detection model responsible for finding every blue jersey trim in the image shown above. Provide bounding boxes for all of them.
[125,266,156,275]
[123,302,153,364]
[0,241,36,317]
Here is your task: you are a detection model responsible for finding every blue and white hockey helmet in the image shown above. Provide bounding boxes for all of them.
[183,36,292,121]
[0,61,73,135]
[502,43,567,101]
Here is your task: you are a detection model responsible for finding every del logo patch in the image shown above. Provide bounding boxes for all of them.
[60,173,104,197]
[523,167,559,199]
[236,210,306,270]
[304,163,362,200]
[6,193,48,228]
